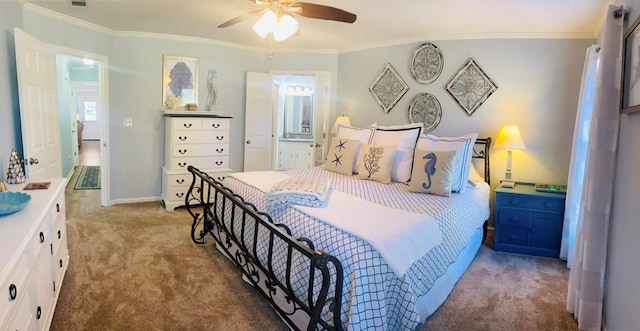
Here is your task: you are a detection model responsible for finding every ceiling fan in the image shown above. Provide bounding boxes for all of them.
[218,0,357,41]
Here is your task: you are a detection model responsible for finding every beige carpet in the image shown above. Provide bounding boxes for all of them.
[51,190,577,331]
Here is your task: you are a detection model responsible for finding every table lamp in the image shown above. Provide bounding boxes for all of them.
[494,124,526,188]
[331,115,351,135]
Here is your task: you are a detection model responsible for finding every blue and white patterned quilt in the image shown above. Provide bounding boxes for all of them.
[222,166,490,330]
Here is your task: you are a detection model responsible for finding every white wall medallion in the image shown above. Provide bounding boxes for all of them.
[408,93,442,132]
[410,43,444,84]
[369,62,410,114]
[446,59,498,116]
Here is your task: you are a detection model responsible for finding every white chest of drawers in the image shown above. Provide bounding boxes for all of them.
[0,179,69,331]
[161,112,233,211]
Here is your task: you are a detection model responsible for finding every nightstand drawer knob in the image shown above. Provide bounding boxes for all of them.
[508,198,515,204]
[543,201,550,208]
[509,234,517,240]
[509,216,519,222]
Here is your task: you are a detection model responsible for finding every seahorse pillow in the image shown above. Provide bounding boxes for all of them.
[409,149,457,197]
[356,144,396,184]
[324,137,359,176]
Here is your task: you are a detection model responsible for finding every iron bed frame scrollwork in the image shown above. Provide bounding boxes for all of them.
[185,166,344,331]
[185,138,491,331]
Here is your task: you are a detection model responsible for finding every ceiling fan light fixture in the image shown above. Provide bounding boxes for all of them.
[273,14,299,41]
[252,10,277,38]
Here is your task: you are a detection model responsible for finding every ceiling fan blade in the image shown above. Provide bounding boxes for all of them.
[290,2,356,23]
[218,9,266,28]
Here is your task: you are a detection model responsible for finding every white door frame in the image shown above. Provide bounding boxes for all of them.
[51,44,110,207]
[269,70,331,167]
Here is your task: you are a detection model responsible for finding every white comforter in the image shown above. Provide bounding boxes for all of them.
[230,171,443,277]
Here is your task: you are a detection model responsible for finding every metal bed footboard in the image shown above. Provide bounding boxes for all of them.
[185,166,344,331]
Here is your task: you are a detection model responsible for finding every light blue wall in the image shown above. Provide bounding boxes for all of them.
[605,1,640,330]
[337,38,592,190]
[70,66,98,82]
[0,1,23,181]
[21,9,339,201]
[56,56,74,177]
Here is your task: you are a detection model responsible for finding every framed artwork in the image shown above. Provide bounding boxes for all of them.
[369,62,410,114]
[408,93,442,133]
[446,59,498,116]
[410,43,444,84]
[162,55,198,107]
[621,14,640,114]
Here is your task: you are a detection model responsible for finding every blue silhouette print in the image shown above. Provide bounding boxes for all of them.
[422,153,437,189]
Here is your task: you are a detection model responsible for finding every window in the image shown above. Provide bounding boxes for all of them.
[83,100,97,121]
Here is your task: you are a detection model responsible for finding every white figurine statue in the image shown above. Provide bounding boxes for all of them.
[206,69,218,112]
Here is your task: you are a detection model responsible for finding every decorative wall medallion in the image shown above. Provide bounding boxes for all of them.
[408,93,442,133]
[446,59,498,116]
[410,43,444,84]
[369,62,410,114]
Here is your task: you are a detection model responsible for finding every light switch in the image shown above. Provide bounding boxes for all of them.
[124,117,133,127]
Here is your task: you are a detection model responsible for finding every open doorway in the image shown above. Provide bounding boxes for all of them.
[55,52,108,206]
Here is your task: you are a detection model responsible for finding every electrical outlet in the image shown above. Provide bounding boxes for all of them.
[124,117,133,127]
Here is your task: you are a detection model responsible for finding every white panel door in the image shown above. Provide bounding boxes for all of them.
[244,72,273,172]
[14,28,61,179]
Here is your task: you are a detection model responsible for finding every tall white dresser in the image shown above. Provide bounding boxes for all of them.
[0,178,69,331]
[161,111,233,211]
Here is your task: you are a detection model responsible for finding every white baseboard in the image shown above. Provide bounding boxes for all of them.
[109,196,161,206]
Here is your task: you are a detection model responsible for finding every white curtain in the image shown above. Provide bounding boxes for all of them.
[565,4,623,330]
[560,45,600,265]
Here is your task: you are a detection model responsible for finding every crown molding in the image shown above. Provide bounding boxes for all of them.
[22,3,338,55]
[22,3,598,56]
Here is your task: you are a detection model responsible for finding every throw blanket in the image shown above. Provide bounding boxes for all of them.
[229,171,443,277]
[266,177,332,211]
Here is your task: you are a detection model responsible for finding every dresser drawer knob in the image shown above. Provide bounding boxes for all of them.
[36,306,42,319]
[178,136,187,141]
[217,176,226,181]
[176,192,184,198]
[543,201,550,208]
[215,148,224,153]
[58,230,62,239]
[215,161,223,166]
[39,231,45,243]
[178,162,187,168]
[178,149,187,154]
[508,234,517,241]
[56,203,60,212]
[216,136,224,141]
[509,216,518,222]
[60,259,63,268]
[212,123,221,128]
[183,123,192,128]
[176,179,185,184]
[508,198,515,205]
[9,284,17,300]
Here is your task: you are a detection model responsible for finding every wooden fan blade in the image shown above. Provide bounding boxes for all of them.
[291,2,356,23]
[218,9,266,28]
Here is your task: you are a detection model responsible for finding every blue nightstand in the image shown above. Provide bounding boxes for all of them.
[493,182,566,258]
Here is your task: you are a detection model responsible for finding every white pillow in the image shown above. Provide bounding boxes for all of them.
[468,163,485,186]
[336,124,376,173]
[372,123,422,182]
[416,133,478,193]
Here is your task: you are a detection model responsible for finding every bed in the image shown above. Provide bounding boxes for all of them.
[186,131,491,331]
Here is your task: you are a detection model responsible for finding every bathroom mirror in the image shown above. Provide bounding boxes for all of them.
[283,87,313,138]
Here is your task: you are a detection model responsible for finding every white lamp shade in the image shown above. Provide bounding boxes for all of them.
[273,14,299,41]
[252,10,277,38]
[331,115,351,134]
[494,125,526,150]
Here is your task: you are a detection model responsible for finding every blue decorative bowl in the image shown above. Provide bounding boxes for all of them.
[0,192,32,216]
